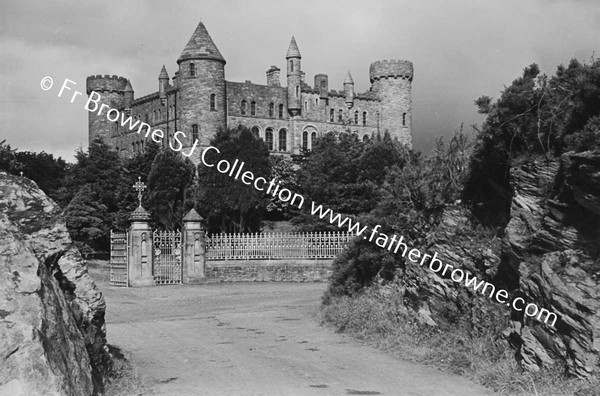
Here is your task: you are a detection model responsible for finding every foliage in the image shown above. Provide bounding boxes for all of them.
[294,131,406,231]
[64,185,110,252]
[146,147,195,230]
[196,125,271,233]
[265,155,301,220]
[466,58,600,225]
[0,139,23,174]
[326,130,472,297]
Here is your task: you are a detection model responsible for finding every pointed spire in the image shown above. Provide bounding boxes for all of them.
[178,21,226,64]
[344,71,354,85]
[286,36,301,59]
[124,79,134,92]
[158,65,169,80]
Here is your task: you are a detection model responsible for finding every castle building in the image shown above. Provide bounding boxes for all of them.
[86,21,414,162]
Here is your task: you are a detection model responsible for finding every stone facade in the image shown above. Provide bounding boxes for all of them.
[87,21,414,162]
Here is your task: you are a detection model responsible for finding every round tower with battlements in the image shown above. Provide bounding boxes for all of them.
[369,60,413,147]
[86,75,130,144]
[177,21,227,150]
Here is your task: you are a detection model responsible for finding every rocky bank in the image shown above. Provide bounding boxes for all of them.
[0,172,111,395]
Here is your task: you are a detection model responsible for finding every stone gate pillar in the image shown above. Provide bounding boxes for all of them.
[127,206,155,287]
[182,209,206,284]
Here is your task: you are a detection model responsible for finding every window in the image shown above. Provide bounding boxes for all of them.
[363,135,370,142]
[265,128,274,151]
[295,86,299,97]
[251,126,259,138]
[290,60,294,72]
[190,63,195,77]
[302,131,308,150]
[279,129,287,151]
[158,109,161,119]
[251,101,256,116]
[278,104,284,119]
[192,124,199,141]
[362,111,367,126]
[316,98,319,106]
[402,113,407,126]
[311,132,317,148]
[241,100,247,115]
[330,108,334,122]
[321,81,326,89]
[145,113,149,123]
[210,94,216,110]
[304,101,307,112]
[338,109,343,123]
[269,103,274,118]
[354,110,359,125]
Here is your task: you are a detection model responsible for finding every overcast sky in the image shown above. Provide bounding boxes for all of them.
[1,0,599,161]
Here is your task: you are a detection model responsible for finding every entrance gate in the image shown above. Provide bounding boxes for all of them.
[152,230,182,284]
[109,230,129,287]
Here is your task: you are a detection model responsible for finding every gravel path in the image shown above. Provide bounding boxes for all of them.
[94,267,493,395]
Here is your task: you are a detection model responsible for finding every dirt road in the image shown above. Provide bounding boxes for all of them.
[98,274,493,395]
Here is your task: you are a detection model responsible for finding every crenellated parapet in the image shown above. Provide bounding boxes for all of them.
[369,60,413,83]
[86,75,129,95]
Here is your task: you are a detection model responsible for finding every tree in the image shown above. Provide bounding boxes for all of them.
[196,125,271,233]
[146,147,195,230]
[64,185,110,254]
[15,150,69,204]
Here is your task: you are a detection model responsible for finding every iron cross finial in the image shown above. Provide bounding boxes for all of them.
[133,176,147,207]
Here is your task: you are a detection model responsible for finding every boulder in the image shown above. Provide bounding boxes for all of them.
[0,172,111,395]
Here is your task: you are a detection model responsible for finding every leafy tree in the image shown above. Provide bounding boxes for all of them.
[0,140,23,175]
[196,125,271,233]
[146,147,195,230]
[64,185,110,254]
[265,155,300,220]
[15,150,69,204]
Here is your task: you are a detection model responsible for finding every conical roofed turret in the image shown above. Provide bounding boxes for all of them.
[344,71,354,85]
[286,36,301,59]
[178,21,226,64]
[158,65,169,80]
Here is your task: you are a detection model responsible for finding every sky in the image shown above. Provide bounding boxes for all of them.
[1,0,599,162]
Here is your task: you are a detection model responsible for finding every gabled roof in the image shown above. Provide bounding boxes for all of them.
[178,21,225,64]
[286,36,301,58]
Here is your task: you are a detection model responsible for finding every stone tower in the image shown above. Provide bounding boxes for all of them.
[369,60,413,146]
[177,21,227,148]
[86,75,130,143]
[286,36,302,116]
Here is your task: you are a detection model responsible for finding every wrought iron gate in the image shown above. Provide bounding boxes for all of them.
[152,230,182,284]
[109,230,129,287]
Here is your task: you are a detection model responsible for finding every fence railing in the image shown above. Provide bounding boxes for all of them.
[205,231,355,260]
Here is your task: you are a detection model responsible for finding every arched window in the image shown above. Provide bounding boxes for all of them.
[251,126,259,138]
[158,109,161,119]
[330,108,334,122]
[278,104,284,119]
[338,109,343,123]
[290,60,294,72]
[241,100,247,115]
[354,110,359,125]
[362,111,367,126]
[311,132,317,148]
[189,63,195,77]
[265,128,274,151]
[269,103,274,118]
[316,98,319,106]
[402,113,407,126]
[363,135,370,142]
[251,101,256,116]
[304,101,307,112]
[302,131,308,150]
[295,86,299,97]
[279,129,287,151]
[210,94,216,111]
[192,124,199,141]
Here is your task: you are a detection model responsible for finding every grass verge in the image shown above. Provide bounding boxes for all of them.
[103,345,149,396]
[320,284,599,396]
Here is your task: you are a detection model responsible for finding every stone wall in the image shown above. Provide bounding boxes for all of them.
[204,259,333,282]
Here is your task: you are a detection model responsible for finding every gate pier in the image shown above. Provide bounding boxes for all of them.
[182,209,206,284]
[128,205,155,287]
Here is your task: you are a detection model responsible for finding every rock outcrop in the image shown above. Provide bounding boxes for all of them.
[500,153,600,377]
[0,172,111,395]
